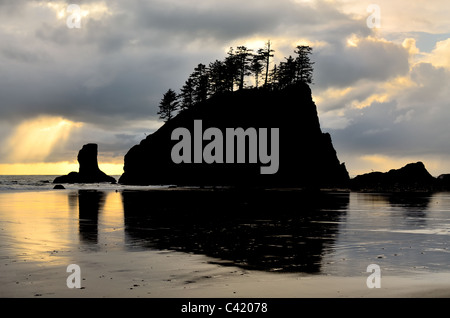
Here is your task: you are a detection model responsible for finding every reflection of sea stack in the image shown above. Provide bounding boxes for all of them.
[53,144,116,184]
[78,190,106,244]
[121,189,350,272]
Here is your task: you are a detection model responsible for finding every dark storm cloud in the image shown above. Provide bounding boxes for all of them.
[2,45,50,63]
[328,62,450,159]
[0,0,370,127]
[329,101,405,154]
[130,0,280,41]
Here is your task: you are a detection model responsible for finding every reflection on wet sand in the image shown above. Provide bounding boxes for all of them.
[355,192,431,226]
[71,189,448,275]
[77,190,106,244]
[388,193,431,223]
[387,193,432,210]
[121,189,349,273]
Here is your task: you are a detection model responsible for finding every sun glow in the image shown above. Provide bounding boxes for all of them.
[348,154,441,177]
[313,86,353,106]
[40,1,111,20]
[346,34,360,47]
[0,162,123,176]
[0,162,78,175]
[351,93,389,109]
[1,116,127,176]
[5,116,83,164]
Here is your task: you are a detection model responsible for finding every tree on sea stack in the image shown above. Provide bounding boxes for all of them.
[294,45,314,84]
[250,51,265,88]
[179,77,195,111]
[158,88,179,122]
[234,46,253,90]
[260,40,275,87]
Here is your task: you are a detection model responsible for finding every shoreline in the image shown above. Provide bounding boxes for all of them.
[1,248,450,298]
[2,174,450,194]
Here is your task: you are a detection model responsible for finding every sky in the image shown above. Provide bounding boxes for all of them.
[0,0,450,177]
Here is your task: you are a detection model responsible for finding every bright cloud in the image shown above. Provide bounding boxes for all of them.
[425,38,450,68]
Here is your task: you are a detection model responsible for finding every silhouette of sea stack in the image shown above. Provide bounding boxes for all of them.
[53,144,116,184]
[119,83,349,187]
[437,174,450,190]
[350,162,436,191]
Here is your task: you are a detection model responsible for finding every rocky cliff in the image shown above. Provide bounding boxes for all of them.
[119,83,349,188]
[53,144,116,184]
[350,162,436,191]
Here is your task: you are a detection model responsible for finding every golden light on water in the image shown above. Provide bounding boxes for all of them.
[0,190,125,265]
[0,191,76,265]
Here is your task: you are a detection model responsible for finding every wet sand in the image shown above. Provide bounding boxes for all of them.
[2,246,450,298]
[1,189,450,298]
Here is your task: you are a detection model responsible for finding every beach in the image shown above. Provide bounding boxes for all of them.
[3,1,450,309]
[3,245,450,298]
[1,183,450,298]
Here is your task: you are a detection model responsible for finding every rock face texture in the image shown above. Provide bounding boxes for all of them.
[350,162,436,191]
[53,144,116,184]
[119,83,349,188]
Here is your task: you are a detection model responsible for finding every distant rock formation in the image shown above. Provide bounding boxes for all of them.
[53,144,116,184]
[119,83,349,188]
[350,162,436,191]
[437,174,450,190]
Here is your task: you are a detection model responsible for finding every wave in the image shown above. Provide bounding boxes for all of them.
[0,175,169,192]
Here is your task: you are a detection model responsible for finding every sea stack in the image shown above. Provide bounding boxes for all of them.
[350,162,436,191]
[119,83,349,188]
[53,144,116,184]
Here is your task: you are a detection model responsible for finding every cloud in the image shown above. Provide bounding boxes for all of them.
[337,0,450,34]
[3,116,83,164]
[325,60,450,174]
[1,0,450,176]
[424,38,450,68]
[0,0,368,127]
[314,35,410,89]
[315,30,450,176]
[34,119,163,164]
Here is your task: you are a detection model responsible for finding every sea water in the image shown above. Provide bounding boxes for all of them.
[0,175,450,296]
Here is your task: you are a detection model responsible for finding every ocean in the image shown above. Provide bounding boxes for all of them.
[0,175,141,192]
[1,175,450,298]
